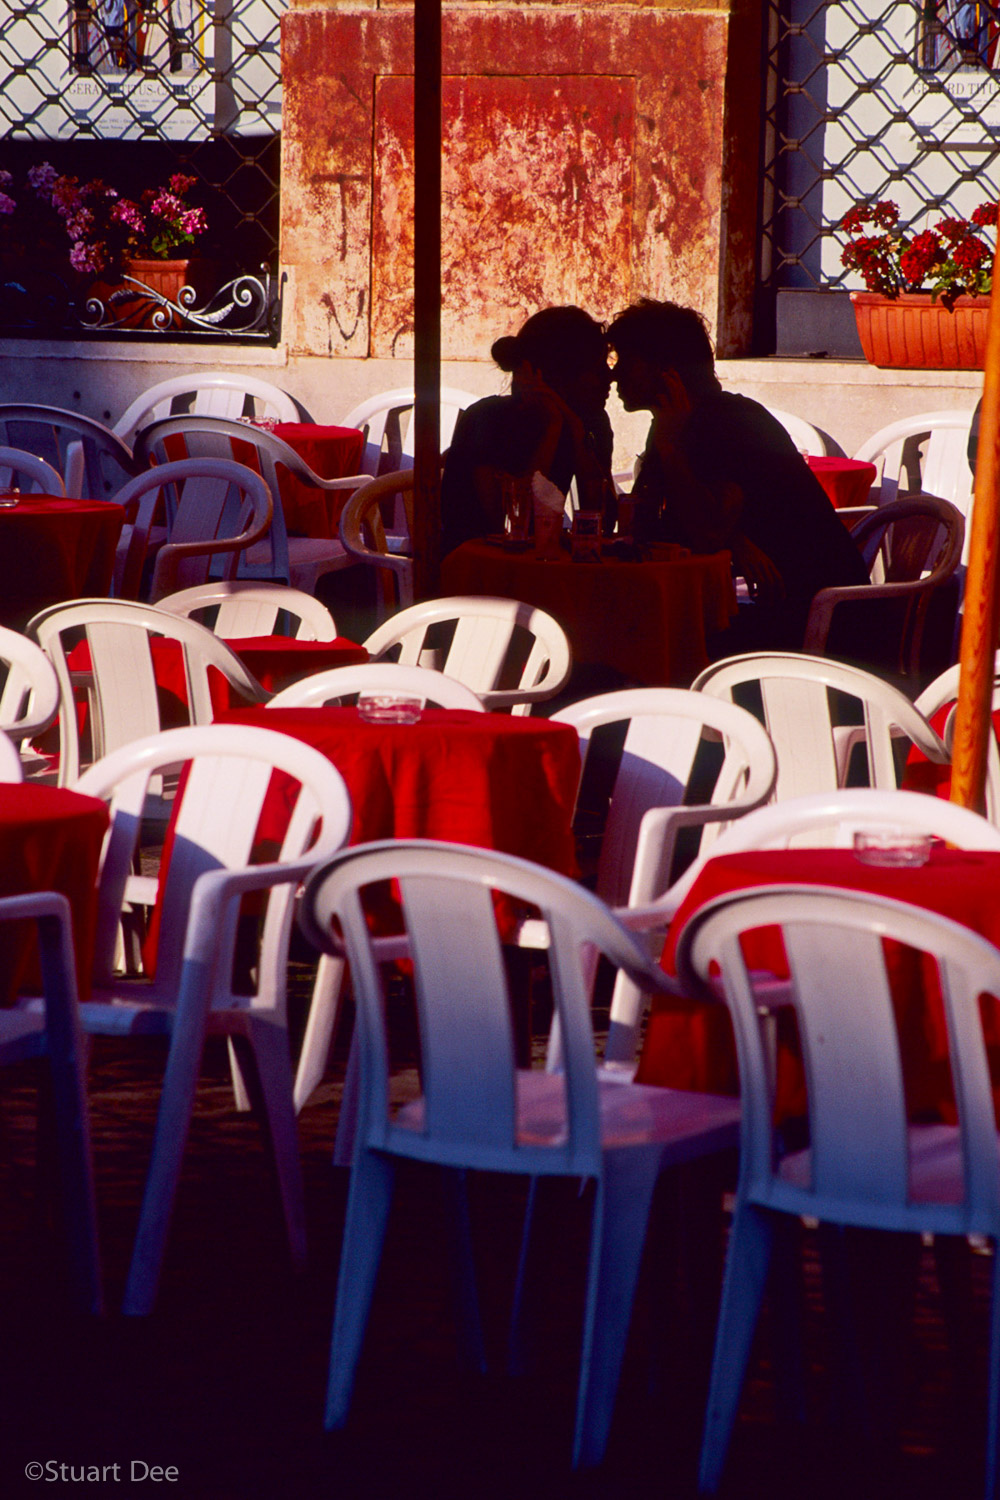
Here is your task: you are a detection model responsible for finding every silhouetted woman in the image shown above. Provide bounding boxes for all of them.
[440,306,615,557]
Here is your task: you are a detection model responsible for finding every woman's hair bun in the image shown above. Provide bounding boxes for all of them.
[490,334,521,371]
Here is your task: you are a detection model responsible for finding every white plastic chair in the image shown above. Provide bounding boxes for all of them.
[268,661,486,713]
[802,495,965,682]
[0,445,66,495]
[675,884,1000,1495]
[111,458,274,602]
[763,406,827,456]
[692,652,949,799]
[113,373,300,446]
[0,729,24,783]
[156,581,338,640]
[913,658,1000,825]
[853,409,977,559]
[134,415,368,594]
[550,688,777,1070]
[297,839,741,1467]
[0,891,102,1313]
[338,469,415,617]
[0,625,60,746]
[341,387,478,475]
[270,661,484,1110]
[364,596,573,715]
[28,598,268,785]
[666,785,1000,865]
[71,723,354,1315]
[0,404,137,500]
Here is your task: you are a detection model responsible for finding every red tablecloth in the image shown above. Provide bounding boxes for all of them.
[440,541,737,686]
[0,783,108,1003]
[214,705,581,873]
[0,496,126,627]
[217,636,368,694]
[805,455,877,510]
[638,846,1000,1122]
[262,423,364,537]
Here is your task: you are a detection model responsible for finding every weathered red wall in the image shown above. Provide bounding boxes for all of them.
[281,2,758,360]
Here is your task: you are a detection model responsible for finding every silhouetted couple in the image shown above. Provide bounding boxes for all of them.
[441,299,867,654]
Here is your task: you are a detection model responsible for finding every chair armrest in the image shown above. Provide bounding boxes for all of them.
[803,576,950,655]
[149,493,274,600]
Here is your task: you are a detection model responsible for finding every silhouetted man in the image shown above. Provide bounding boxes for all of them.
[608,299,869,653]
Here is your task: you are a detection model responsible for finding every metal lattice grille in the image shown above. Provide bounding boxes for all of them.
[0,0,285,338]
[763,0,1000,294]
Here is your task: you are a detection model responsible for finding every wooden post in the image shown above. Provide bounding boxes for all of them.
[950,238,1000,813]
[411,0,442,601]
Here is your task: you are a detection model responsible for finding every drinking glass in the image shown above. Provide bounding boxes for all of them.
[571,511,603,562]
[501,475,532,543]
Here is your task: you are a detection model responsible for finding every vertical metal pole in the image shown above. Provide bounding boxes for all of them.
[412,0,442,600]
[950,238,1000,813]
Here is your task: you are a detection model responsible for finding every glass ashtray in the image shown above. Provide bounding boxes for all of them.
[853,829,933,868]
[357,694,422,724]
[0,491,20,508]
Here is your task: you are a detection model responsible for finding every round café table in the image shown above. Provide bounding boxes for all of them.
[143,704,582,971]
[638,845,1000,1124]
[805,455,877,510]
[0,783,109,1003]
[0,496,126,628]
[440,540,737,686]
[215,704,580,873]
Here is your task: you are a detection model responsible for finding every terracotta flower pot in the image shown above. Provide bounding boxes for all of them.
[121,257,194,329]
[850,290,990,370]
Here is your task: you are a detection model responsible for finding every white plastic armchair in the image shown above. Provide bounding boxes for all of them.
[297,839,740,1468]
[665,785,1000,871]
[676,884,1000,1495]
[338,469,415,617]
[0,624,60,746]
[914,656,1000,824]
[340,386,478,475]
[134,415,368,593]
[551,688,777,1070]
[28,598,268,785]
[156,581,338,640]
[692,651,949,798]
[0,445,66,495]
[0,730,23,782]
[802,495,965,681]
[364,596,573,715]
[111,458,274,602]
[73,723,354,1315]
[270,661,481,1116]
[853,409,977,556]
[763,406,827,455]
[0,404,137,499]
[268,661,486,712]
[0,891,102,1312]
[113,372,300,446]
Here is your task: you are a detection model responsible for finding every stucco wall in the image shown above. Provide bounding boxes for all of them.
[280,0,755,360]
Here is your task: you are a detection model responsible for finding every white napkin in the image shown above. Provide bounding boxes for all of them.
[530,471,566,513]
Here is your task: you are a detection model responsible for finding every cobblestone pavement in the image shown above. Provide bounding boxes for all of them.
[0,960,993,1500]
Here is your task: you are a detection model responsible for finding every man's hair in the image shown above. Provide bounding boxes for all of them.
[607,300,717,397]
